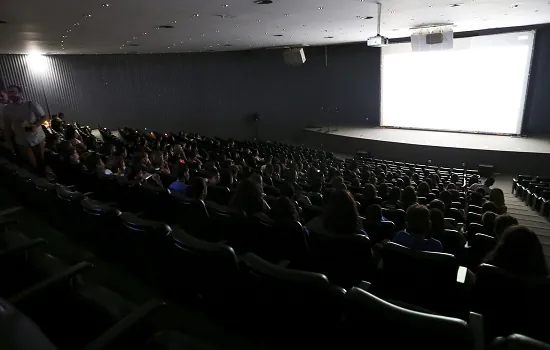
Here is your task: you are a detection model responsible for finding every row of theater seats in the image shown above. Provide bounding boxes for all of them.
[0,216,202,350]
[3,156,550,349]
[513,175,550,219]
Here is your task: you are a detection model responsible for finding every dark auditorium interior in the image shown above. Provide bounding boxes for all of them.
[1,0,550,349]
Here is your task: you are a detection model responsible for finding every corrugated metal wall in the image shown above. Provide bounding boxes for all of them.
[0,46,381,140]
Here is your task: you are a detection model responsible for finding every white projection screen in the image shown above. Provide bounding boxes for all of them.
[381,31,535,134]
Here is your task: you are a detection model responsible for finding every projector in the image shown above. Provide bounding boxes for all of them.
[367,35,389,47]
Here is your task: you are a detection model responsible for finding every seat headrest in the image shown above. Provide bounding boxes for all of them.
[56,185,85,201]
[0,298,58,350]
[384,242,456,263]
[241,253,329,285]
[81,198,121,216]
[119,212,171,235]
[492,334,550,350]
[172,228,236,255]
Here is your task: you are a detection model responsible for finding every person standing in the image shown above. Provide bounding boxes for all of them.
[2,85,48,170]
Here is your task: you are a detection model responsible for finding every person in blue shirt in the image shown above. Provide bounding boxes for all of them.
[168,162,189,194]
[393,204,442,252]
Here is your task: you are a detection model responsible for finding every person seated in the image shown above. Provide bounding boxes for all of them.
[219,168,234,189]
[470,177,495,196]
[439,190,452,212]
[429,199,455,229]
[393,204,443,252]
[205,167,220,186]
[65,125,87,153]
[84,153,112,175]
[494,214,518,239]
[484,225,548,277]
[482,201,499,214]
[365,204,387,223]
[489,188,507,214]
[428,208,446,238]
[168,163,189,194]
[308,180,324,207]
[378,183,389,199]
[270,196,301,223]
[109,156,127,177]
[382,186,401,209]
[230,179,268,216]
[398,186,418,210]
[306,189,368,237]
[187,176,207,201]
[417,181,430,197]
[361,183,381,208]
[482,211,497,237]
[469,191,485,206]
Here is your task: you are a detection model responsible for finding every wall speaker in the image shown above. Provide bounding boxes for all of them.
[283,48,306,66]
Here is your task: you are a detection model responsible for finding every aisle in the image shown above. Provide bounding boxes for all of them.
[496,176,550,266]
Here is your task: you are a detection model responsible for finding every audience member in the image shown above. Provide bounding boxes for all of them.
[489,188,507,214]
[399,186,418,210]
[365,204,387,222]
[494,214,518,239]
[393,204,442,252]
[482,211,497,237]
[230,179,266,216]
[270,196,300,222]
[470,177,495,196]
[168,163,189,194]
[485,225,548,277]
[187,176,207,201]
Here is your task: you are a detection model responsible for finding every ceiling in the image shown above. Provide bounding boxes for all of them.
[1,0,549,54]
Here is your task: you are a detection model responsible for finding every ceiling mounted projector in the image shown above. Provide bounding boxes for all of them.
[367,2,389,47]
[367,35,389,47]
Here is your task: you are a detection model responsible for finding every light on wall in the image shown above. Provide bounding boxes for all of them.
[26,52,48,74]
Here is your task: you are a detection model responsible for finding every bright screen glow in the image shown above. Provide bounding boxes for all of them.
[381,31,535,134]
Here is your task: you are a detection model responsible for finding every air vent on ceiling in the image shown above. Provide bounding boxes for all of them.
[273,34,283,37]
[224,44,233,47]
[128,43,140,47]
[254,0,273,4]
[157,25,174,29]
[324,36,334,39]
[357,16,374,20]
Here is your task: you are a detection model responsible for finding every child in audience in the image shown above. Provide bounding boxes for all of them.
[393,204,442,253]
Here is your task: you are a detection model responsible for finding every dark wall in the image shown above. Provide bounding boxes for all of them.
[523,27,550,135]
[0,44,381,141]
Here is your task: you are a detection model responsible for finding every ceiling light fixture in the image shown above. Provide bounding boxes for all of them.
[101,3,110,7]
[254,0,273,4]
[448,3,463,7]
[510,4,519,8]
[192,13,199,17]
[284,14,289,16]
[318,6,324,10]
[222,4,228,7]
[158,25,175,29]
[84,14,92,18]
[356,15,374,19]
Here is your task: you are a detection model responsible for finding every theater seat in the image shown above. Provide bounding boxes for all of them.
[473,264,550,343]
[382,208,406,231]
[467,234,497,271]
[492,334,550,350]
[239,253,345,342]
[0,297,58,350]
[343,287,474,350]
[436,229,466,258]
[375,242,467,318]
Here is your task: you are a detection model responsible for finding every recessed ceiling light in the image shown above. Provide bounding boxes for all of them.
[284,14,289,16]
[101,3,110,7]
[74,23,80,26]
[143,32,147,35]
[257,19,261,22]
[222,4,228,7]
[67,29,71,32]
[201,33,205,36]
[254,0,273,4]
[83,14,92,18]
[318,6,324,10]
[171,20,177,24]
[216,29,220,32]
[264,32,268,34]
[192,13,199,17]
[448,3,463,7]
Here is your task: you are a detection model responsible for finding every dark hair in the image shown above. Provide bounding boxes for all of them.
[400,186,417,209]
[417,182,430,196]
[406,204,431,236]
[84,153,103,173]
[363,183,377,200]
[187,177,207,200]
[482,211,497,236]
[365,204,383,222]
[429,199,446,213]
[280,182,296,198]
[229,179,264,215]
[219,168,234,188]
[482,201,498,214]
[485,225,548,277]
[494,214,518,239]
[7,85,22,93]
[378,183,389,198]
[429,208,445,235]
[65,125,78,140]
[174,162,189,180]
[485,177,495,186]
[388,186,401,202]
[490,188,505,208]
[439,190,452,209]
[270,196,300,222]
[323,190,362,235]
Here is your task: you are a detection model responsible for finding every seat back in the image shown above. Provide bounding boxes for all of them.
[492,334,550,350]
[206,202,248,249]
[308,231,374,288]
[171,229,240,303]
[364,220,397,244]
[378,242,461,315]
[168,194,211,239]
[382,208,406,231]
[239,253,345,331]
[473,264,550,343]
[468,234,497,270]
[437,229,466,257]
[343,287,474,350]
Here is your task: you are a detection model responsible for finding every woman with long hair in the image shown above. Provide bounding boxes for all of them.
[307,189,366,236]
[484,225,547,277]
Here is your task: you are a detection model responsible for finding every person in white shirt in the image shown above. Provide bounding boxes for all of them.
[469,177,495,196]
[2,85,48,170]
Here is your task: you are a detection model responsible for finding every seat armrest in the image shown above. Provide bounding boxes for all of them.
[83,299,165,350]
[358,280,372,291]
[469,312,485,350]
[9,261,93,305]
[0,238,47,260]
[276,260,290,267]
[456,266,467,284]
